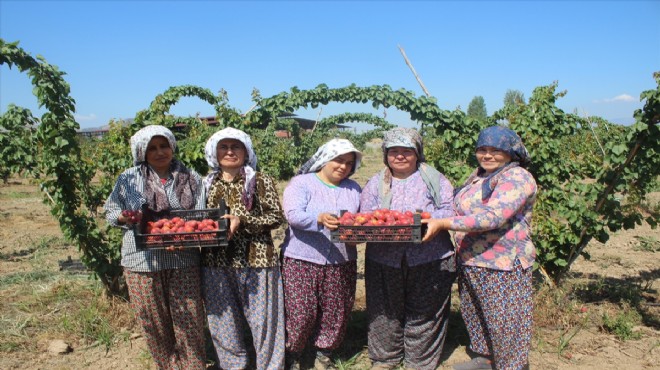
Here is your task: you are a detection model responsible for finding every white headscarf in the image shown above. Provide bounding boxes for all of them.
[297,138,362,176]
[130,125,177,165]
[204,127,258,209]
[129,125,196,211]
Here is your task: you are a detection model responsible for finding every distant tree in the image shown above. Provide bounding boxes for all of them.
[504,89,526,107]
[467,96,487,120]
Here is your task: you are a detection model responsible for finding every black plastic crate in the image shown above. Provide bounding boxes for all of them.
[134,201,228,250]
[330,212,423,244]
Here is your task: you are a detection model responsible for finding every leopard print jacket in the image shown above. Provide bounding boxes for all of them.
[202,171,284,268]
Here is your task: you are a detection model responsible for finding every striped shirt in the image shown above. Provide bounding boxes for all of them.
[104,165,206,272]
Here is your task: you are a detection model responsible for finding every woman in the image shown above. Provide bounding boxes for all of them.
[104,125,207,370]
[360,127,455,370]
[201,127,286,370]
[422,126,537,370]
[280,139,363,370]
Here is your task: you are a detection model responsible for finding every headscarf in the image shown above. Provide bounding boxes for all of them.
[130,125,177,165]
[204,127,258,210]
[381,127,425,164]
[129,125,196,212]
[461,125,531,200]
[475,125,530,167]
[296,138,363,177]
[378,127,445,209]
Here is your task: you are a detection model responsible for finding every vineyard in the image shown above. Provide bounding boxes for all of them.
[1,39,659,368]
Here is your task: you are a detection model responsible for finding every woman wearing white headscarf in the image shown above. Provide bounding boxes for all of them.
[360,127,455,370]
[104,125,207,370]
[201,127,286,370]
[280,138,363,370]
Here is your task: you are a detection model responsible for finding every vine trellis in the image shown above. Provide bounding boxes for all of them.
[1,38,658,294]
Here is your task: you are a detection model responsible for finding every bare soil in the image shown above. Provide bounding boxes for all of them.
[1,171,658,369]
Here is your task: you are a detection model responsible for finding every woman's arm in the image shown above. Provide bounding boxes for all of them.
[449,169,536,232]
[359,175,380,213]
[240,174,285,234]
[422,169,536,241]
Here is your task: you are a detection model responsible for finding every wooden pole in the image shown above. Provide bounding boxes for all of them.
[398,45,432,97]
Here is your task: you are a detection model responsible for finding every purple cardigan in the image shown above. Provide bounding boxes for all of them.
[280,173,362,264]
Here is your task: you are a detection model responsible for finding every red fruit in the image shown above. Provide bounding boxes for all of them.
[122,210,131,217]
[354,215,368,225]
[420,212,432,220]
[404,210,414,218]
[339,219,354,226]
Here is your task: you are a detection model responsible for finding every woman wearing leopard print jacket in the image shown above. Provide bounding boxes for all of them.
[201,127,286,370]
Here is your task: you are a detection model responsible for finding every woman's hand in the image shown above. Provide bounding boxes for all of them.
[118,210,142,225]
[222,214,241,240]
[421,218,451,242]
[317,213,340,230]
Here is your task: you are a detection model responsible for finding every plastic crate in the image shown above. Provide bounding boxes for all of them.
[134,201,228,250]
[330,212,423,244]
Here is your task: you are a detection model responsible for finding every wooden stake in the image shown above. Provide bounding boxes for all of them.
[398,45,432,97]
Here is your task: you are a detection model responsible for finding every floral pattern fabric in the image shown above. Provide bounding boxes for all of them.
[450,166,537,270]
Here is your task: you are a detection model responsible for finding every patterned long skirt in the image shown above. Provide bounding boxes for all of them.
[365,256,456,370]
[459,260,533,370]
[202,266,285,370]
[124,267,206,370]
[281,257,357,355]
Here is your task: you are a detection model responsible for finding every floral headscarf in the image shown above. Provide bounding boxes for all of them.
[129,125,195,212]
[297,138,362,176]
[476,125,530,166]
[462,125,532,200]
[378,127,445,209]
[204,127,258,210]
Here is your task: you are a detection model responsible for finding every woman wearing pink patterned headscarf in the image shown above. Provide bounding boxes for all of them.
[201,127,286,370]
[104,125,207,370]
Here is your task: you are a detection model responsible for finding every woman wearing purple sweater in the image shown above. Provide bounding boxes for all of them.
[360,127,455,370]
[280,139,363,370]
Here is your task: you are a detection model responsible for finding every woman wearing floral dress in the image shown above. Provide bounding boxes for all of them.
[423,125,537,370]
[201,127,286,370]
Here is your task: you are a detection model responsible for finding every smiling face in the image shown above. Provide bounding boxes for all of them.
[476,146,512,174]
[386,146,418,179]
[145,136,173,175]
[216,138,247,171]
[318,152,356,186]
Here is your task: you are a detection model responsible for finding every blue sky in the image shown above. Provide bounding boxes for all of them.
[1,1,658,129]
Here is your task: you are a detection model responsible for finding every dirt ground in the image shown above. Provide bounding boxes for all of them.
[0,175,658,370]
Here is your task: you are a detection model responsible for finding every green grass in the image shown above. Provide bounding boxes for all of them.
[634,236,660,252]
[0,190,36,199]
[602,305,642,341]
